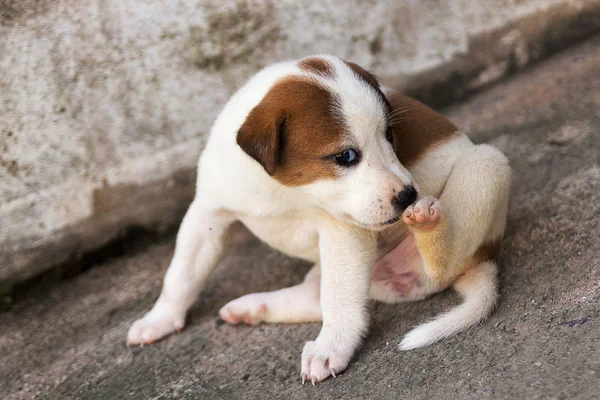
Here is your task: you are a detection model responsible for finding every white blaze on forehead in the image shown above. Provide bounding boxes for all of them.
[300,57,413,187]
[289,56,415,226]
[330,60,388,147]
[299,55,388,149]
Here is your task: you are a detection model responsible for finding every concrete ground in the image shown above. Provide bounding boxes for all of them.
[2,36,599,400]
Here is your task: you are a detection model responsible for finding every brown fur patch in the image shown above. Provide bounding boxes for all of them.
[298,57,335,78]
[471,240,502,265]
[386,91,459,168]
[237,77,346,186]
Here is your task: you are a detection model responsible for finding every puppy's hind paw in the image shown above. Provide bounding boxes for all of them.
[402,196,443,230]
[219,295,268,325]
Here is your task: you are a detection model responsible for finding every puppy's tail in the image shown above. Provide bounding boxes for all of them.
[399,261,498,350]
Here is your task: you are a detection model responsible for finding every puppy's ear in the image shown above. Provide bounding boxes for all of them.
[236,102,286,176]
[384,89,458,167]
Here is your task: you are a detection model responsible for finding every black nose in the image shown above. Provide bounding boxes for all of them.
[392,185,418,213]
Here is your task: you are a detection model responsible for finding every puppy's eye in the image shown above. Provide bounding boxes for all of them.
[385,126,393,143]
[333,149,359,166]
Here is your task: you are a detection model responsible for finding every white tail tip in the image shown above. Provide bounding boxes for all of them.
[398,261,499,351]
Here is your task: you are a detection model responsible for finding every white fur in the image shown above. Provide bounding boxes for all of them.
[392,144,510,350]
[126,56,511,384]
[399,261,499,350]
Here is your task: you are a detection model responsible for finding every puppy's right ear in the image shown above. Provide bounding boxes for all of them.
[236,101,285,176]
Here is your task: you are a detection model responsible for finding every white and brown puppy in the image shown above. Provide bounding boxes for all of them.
[126,55,511,384]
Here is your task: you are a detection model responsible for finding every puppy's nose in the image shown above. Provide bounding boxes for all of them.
[392,185,418,212]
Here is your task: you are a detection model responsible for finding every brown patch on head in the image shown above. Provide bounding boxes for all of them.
[385,90,459,168]
[298,57,335,79]
[237,76,345,186]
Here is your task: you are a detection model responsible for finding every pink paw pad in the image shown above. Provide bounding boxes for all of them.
[402,196,442,230]
[219,303,268,325]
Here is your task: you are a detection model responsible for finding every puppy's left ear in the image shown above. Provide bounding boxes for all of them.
[236,102,286,176]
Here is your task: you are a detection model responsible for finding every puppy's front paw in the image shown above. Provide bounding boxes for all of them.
[402,196,443,230]
[219,294,268,325]
[126,308,185,346]
[301,339,352,385]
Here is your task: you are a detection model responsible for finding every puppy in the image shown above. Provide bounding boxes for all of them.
[126,55,511,384]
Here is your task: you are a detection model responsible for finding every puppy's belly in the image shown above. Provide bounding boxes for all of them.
[371,232,450,303]
[239,215,320,263]
[373,233,423,289]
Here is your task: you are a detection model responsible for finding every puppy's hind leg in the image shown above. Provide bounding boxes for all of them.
[127,199,235,345]
[403,144,510,282]
[219,265,322,324]
[399,144,511,350]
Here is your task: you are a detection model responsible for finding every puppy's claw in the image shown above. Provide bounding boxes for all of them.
[301,339,351,386]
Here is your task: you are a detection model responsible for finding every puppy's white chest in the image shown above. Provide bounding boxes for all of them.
[239,214,320,263]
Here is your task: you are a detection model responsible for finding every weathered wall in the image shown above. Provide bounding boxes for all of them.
[1,0,600,292]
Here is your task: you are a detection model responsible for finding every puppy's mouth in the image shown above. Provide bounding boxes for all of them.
[346,214,401,229]
[383,215,401,225]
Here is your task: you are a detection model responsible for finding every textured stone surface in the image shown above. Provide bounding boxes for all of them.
[2,0,600,292]
[2,35,599,400]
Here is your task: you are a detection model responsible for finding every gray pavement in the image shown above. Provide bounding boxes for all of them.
[1,36,599,400]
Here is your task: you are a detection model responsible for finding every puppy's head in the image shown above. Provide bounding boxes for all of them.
[237,56,417,229]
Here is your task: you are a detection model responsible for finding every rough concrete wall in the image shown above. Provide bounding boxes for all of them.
[1,0,599,291]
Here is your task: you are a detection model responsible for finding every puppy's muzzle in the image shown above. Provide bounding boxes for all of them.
[392,185,418,213]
